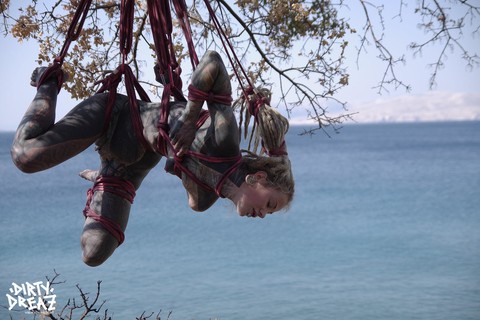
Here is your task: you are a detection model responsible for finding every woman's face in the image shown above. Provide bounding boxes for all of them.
[235,172,289,218]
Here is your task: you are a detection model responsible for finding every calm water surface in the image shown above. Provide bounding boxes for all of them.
[1,121,479,319]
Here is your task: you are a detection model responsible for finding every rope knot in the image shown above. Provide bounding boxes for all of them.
[37,62,64,93]
[245,87,271,118]
[248,97,268,118]
[208,92,215,104]
[157,121,169,132]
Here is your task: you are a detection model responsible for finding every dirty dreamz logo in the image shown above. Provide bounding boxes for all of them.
[5,281,57,313]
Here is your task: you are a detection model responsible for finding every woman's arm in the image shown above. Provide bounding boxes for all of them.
[169,51,236,157]
[181,168,219,212]
[171,51,240,211]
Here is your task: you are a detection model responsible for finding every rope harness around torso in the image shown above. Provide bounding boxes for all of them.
[82,93,241,247]
[157,88,242,199]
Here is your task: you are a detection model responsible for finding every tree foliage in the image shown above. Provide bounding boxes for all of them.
[1,0,479,132]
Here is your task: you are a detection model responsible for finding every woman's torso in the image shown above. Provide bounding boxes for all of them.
[94,93,240,179]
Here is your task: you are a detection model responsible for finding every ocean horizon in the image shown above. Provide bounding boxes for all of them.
[1,121,479,319]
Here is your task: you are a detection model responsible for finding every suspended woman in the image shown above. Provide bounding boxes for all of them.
[11,51,294,266]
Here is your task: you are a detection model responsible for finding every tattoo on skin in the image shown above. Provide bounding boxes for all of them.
[12,52,240,222]
[99,158,128,178]
[181,156,240,210]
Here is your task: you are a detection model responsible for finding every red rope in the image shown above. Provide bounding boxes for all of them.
[147,0,181,86]
[262,140,288,156]
[188,84,233,105]
[119,0,135,58]
[84,208,125,245]
[95,70,123,131]
[37,0,93,91]
[40,0,248,201]
[156,106,242,198]
[172,0,199,68]
[94,0,153,150]
[146,0,246,197]
[202,0,254,100]
[83,176,136,246]
[35,0,151,154]
[124,64,152,150]
[57,0,93,63]
[173,153,242,198]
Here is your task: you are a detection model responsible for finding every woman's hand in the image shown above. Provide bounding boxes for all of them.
[30,66,69,87]
[170,99,204,157]
[170,118,197,157]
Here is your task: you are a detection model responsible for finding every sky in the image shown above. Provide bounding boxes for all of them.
[0,1,479,132]
[339,1,480,123]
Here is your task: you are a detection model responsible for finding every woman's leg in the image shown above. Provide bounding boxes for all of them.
[169,50,233,156]
[11,68,106,173]
[191,50,232,96]
[81,184,132,267]
[81,151,161,267]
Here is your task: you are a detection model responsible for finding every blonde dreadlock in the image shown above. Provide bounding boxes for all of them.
[233,88,294,203]
[233,88,289,154]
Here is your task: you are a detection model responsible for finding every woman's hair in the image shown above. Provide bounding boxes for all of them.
[233,87,295,204]
[241,152,294,204]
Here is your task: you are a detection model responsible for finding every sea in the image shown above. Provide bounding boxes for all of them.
[0,121,479,320]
